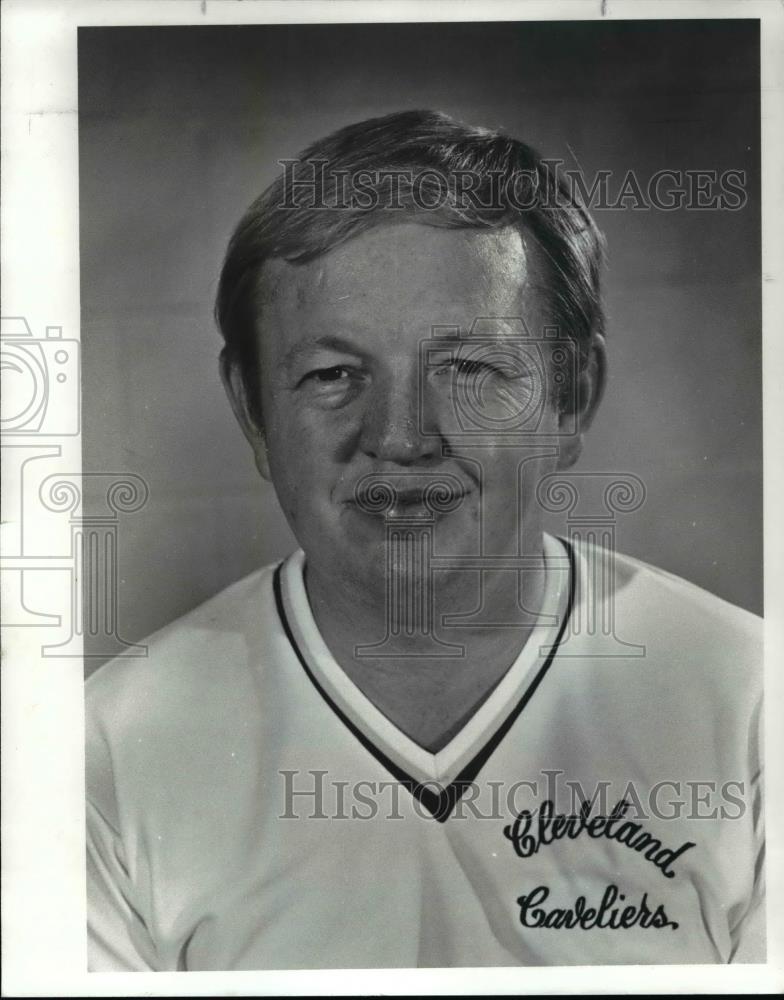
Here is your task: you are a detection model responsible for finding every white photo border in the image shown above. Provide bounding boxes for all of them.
[2,0,782,995]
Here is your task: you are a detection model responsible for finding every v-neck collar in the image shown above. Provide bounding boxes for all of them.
[273,534,575,821]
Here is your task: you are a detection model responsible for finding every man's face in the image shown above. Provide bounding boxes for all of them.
[241,223,579,599]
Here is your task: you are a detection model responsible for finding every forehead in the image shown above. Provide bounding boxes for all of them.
[257,224,544,339]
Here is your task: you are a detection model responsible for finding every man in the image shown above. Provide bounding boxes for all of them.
[86,110,764,969]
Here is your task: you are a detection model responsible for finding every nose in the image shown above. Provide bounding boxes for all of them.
[359,368,439,465]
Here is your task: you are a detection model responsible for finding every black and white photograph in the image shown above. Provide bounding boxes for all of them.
[2,1,783,995]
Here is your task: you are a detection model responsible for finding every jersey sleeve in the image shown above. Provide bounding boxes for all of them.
[729,879,765,963]
[86,799,157,971]
[729,691,765,964]
[85,687,158,972]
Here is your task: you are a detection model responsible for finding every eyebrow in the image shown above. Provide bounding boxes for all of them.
[279,334,369,371]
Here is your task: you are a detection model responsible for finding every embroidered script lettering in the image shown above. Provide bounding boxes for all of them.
[503,799,695,878]
[516,883,679,930]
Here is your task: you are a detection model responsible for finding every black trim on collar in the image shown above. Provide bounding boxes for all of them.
[273,540,575,822]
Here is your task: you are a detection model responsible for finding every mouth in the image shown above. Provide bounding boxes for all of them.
[347,477,470,519]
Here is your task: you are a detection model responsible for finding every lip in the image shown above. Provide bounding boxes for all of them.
[345,481,471,518]
[382,488,429,506]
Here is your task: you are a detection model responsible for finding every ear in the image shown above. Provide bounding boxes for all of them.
[219,348,271,481]
[556,333,607,470]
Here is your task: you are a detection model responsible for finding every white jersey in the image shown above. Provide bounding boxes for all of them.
[86,535,764,970]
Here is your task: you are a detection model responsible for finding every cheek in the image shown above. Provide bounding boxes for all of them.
[263,408,357,517]
[476,443,558,480]
[269,394,361,464]
[472,444,560,534]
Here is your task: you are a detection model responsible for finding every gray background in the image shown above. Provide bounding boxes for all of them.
[79,20,762,669]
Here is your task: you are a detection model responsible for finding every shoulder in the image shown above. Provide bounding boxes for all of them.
[561,537,763,783]
[568,535,762,710]
[600,541,761,646]
[85,559,286,752]
[85,557,301,823]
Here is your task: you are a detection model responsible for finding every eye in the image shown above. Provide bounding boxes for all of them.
[452,358,491,378]
[307,366,353,383]
[296,364,366,407]
[434,357,530,381]
[430,357,493,379]
[299,365,361,387]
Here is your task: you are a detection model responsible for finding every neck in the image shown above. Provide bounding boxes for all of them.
[306,553,548,653]
[302,538,552,752]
